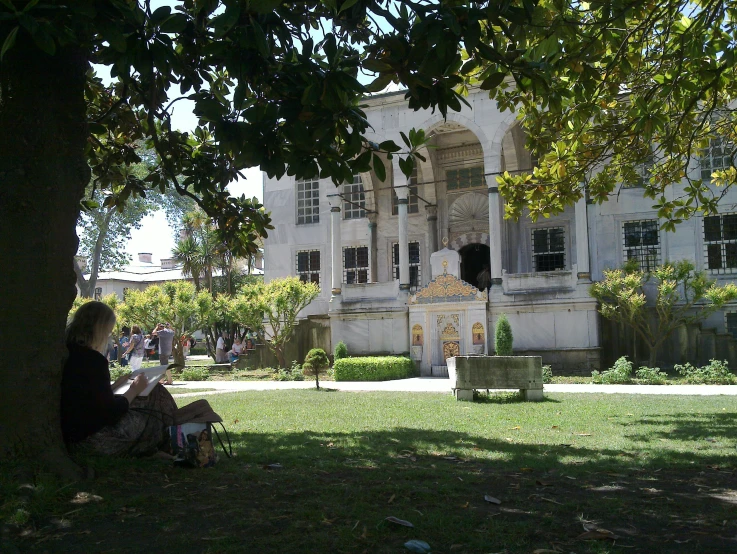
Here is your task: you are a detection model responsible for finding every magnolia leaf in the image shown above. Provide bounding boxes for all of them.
[385,516,414,527]
[483,495,501,504]
[404,539,431,553]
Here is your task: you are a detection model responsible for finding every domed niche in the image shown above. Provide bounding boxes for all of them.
[448,193,489,233]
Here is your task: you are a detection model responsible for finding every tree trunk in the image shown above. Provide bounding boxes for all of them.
[74,257,91,298]
[0,42,90,478]
[172,340,185,367]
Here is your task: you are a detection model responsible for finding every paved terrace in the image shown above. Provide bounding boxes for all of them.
[168,378,737,398]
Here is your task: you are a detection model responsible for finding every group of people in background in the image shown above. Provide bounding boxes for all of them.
[114,323,177,384]
[215,332,256,364]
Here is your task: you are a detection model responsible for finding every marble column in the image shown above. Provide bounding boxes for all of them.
[575,194,591,281]
[487,185,503,285]
[426,205,438,254]
[368,213,378,283]
[330,203,342,298]
[396,186,410,290]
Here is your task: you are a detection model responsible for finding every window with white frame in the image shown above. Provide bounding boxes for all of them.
[531,228,566,271]
[296,250,321,285]
[94,287,102,301]
[392,241,422,291]
[623,220,660,271]
[700,136,734,182]
[342,174,366,219]
[703,213,737,273]
[446,165,484,191]
[296,177,320,224]
[726,312,737,339]
[343,246,369,284]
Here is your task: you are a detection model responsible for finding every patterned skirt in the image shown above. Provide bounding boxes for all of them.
[81,385,177,457]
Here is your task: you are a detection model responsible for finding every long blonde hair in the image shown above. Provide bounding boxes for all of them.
[66,301,116,354]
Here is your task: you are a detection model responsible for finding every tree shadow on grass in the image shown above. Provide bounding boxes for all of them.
[9,418,733,554]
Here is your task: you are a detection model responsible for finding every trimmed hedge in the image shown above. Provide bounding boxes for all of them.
[333,356,416,381]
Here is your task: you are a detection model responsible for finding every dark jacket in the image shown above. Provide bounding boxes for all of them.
[61,343,129,444]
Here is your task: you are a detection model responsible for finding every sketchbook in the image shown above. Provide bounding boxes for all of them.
[113,365,169,397]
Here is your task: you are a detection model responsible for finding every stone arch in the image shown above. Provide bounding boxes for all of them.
[486,110,520,176]
[448,232,491,250]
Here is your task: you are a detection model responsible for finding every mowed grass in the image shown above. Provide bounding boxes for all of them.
[4,391,737,554]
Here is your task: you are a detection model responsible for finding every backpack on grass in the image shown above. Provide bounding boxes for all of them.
[168,399,232,468]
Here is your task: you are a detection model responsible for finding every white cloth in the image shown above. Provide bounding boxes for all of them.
[216,336,225,350]
[129,355,144,370]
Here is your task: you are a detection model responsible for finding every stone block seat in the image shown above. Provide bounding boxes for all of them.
[446,355,544,401]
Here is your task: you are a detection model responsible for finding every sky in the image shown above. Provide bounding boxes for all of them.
[84,0,264,267]
[123,98,263,265]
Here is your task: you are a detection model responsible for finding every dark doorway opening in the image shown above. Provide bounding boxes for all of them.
[459,243,491,290]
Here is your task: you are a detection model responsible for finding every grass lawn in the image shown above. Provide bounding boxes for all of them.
[3,391,736,553]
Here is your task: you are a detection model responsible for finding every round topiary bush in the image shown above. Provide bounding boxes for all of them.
[303,348,330,389]
[494,313,513,356]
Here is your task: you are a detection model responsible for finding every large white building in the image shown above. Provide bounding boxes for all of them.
[263,88,737,374]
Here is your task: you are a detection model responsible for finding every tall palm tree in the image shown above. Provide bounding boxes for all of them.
[172,237,203,290]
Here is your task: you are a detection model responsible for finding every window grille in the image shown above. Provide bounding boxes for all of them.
[446,166,484,191]
[622,154,655,188]
[726,312,737,339]
[343,174,366,219]
[531,228,566,272]
[296,250,321,285]
[704,214,737,273]
[296,177,320,224]
[94,287,102,301]
[392,242,422,291]
[623,220,660,271]
[343,246,369,284]
[700,136,735,182]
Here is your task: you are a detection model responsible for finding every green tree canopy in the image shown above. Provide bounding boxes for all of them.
[590,260,737,366]
[118,281,213,365]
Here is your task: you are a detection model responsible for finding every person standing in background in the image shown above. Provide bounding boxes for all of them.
[153,322,175,385]
[123,325,145,370]
[118,326,131,367]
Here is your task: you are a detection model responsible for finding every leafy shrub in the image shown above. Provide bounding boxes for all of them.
[303,348,330,389]
[275,366,305,381]
[334,341,348,361]
[333,356,416,381]
[635,365,669,384]
[181,367,210,381]
[109,366,129,382]
[189,346,207,356]
[675,359,737,384]
[494,314,513,356]
[591,356,633,384]
[542,365,553,384]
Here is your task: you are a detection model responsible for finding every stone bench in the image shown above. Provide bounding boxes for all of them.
[447,355,544,401]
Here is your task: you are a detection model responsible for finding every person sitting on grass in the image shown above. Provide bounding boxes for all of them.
[61,302,177,458]
[228,337,243,364]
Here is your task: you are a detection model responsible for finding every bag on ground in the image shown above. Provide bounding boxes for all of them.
[168,399,232,468]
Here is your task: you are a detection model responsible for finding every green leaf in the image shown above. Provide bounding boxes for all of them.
[250,17,268,57]
[373,154,386,182]
[1,26,18,60]
[365,74,392,93]
[160,13,188,33]
[0,0,16,12]
[150,5,171,25]
[338,0,360,14]
[480,72,506,90]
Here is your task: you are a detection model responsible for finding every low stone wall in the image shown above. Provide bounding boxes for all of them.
[447,355,543,401]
